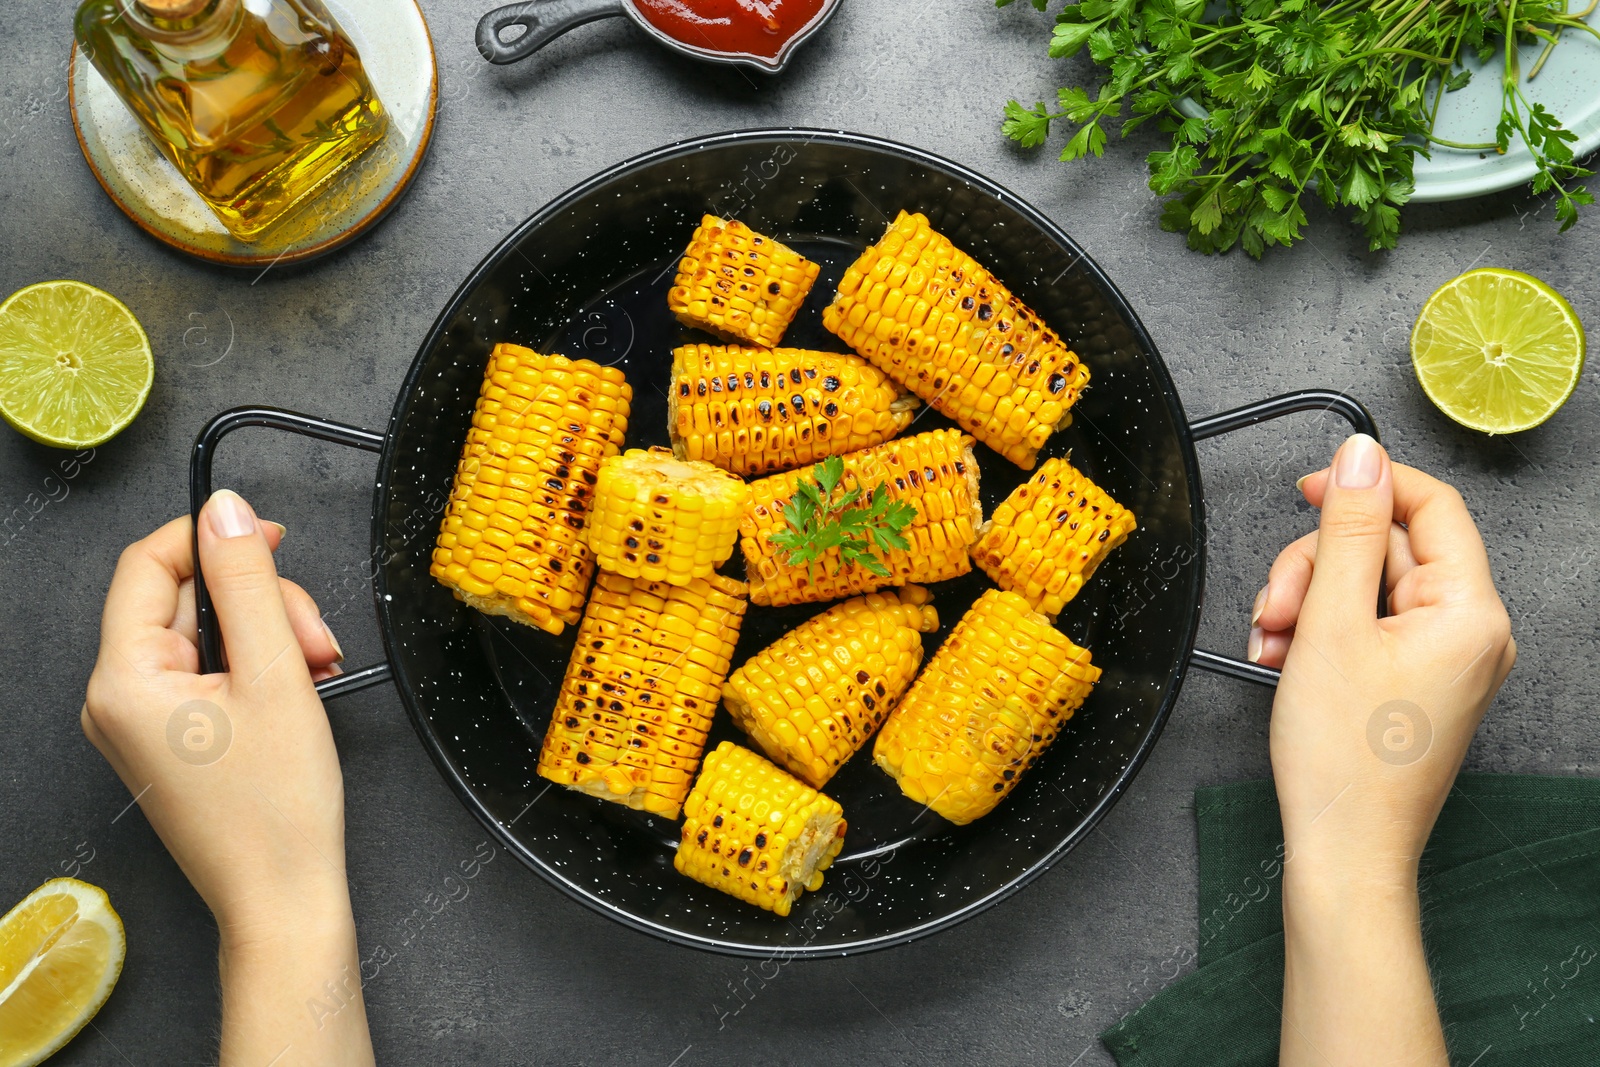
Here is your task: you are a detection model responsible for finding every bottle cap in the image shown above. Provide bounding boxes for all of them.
[137,0,211,18]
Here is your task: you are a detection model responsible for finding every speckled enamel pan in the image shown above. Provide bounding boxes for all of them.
[188,130,1377,957]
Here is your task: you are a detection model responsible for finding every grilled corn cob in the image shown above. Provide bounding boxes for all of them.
[668,216,820,348]
[971,457,1136,618]
[723,586,939,787]
[675,741,846,916]
[669,343,918,476]
[431,343,631,635]
[587,447,749,585]
[538,570,749,819]
[740,429,982,607]
[873,589,1099,825]
[823,210,1091,469]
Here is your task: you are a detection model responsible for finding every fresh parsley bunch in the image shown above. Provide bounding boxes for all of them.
[768,455,918,579]
[1000,0,1598,255]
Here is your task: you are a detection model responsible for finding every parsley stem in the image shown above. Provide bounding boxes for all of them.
[1541,14,1600,42]
[1342,46,1456,64]
[1425,16,1468,134]
[1423,135,1502,150]
[1553,0,1600,41]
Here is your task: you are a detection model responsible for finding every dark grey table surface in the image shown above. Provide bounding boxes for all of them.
[4,1,1597,1064]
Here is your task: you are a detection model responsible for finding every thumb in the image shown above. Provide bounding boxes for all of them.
[1298,434,1392,637]
[198,489,306,687]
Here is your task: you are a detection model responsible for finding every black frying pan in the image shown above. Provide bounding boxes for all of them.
[189,130,1376,957]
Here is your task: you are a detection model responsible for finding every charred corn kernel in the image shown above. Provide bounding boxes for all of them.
[675,741,846,915]
[587,447,749,585]
[971,457,1136,617]
[538,571,749,819]
[873,589,1099,825]
[668,216,820,348]
[431,343,631,635]
[723,586,939,787]
[669,343,919,476]
[823,210,1090,469]
[739,429,982,607]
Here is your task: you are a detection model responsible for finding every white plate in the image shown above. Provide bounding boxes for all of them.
[1413,14,1600,202]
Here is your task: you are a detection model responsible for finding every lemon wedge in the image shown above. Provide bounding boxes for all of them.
[0,878,125,1067]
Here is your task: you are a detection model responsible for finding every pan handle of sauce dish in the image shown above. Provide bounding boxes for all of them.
[476,0,627,64]
[1185,390,1380,689]
[189,407,394,701]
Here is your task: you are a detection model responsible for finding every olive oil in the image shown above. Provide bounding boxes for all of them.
[75,0,387,241]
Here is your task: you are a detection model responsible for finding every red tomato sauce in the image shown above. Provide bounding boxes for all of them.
[632,0,829,62]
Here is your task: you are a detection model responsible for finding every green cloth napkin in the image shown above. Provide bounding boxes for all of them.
[1102,774,1600,1066]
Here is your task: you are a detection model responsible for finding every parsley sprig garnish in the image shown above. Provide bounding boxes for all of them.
[999,0,1600,255]
[768,455,918,579]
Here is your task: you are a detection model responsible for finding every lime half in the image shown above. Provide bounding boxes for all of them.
[0,281,154,448]
[1410,267,1585,435]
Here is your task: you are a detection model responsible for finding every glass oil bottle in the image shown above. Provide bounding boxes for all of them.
[75,0,388,241]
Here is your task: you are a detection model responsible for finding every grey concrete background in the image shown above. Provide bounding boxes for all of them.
[2,0,1597,1063]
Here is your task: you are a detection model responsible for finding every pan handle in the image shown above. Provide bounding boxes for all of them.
[190,407,394,701]
[1184,390,1380,689]
[475,0,627,64]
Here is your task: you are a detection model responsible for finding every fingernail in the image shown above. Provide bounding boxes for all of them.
[1295,473,1312,493]
[265,521,287,539]
[322,621,345,663]
[207,489,256,539]
[1247,626,1265,663]
[1251,585,1270,627]
[1334,434,1382,490]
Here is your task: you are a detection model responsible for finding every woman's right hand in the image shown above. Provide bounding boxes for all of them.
[1251,434,1515,874]
[1256,433,1515,1067]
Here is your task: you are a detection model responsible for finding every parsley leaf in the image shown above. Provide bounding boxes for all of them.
[998,0,1592,254]
[769,458,919,581]
[1002,100,1054,148]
